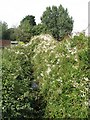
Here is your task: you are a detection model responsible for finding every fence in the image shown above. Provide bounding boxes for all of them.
[0,40,11,48]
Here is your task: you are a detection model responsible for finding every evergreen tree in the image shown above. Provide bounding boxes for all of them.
[41,5,74,40]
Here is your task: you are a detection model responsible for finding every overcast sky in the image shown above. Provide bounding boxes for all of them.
[0,0,89,33]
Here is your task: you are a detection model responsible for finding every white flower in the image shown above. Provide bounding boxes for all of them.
[84,77,89,81]
[81,92,86,97]
[57,79,62,82]
[24,43,29,46]
[20,52,24,55]
[46,67,51,75]
[73,82,79,88]
[85,88,88,91]
[40,73,44,77]
[15,51,19,54]
[84,101,88,106]
[57,89,62,94]
[47,64,51,67]
[73,65,78,69]
[74,56,78,62]
[52,65,55,68]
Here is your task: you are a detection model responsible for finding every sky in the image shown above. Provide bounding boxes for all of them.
[0,0,89,33]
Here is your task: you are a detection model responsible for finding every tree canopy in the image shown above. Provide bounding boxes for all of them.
[16,15,36,42]
[21,15,36,26]
[0,4,74,42]
[0,21,9,40]
[41,5,74,40]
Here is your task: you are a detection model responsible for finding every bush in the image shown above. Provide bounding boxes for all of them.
[28,34,88,118]
[2,33,89,119]
[2,45,46,119]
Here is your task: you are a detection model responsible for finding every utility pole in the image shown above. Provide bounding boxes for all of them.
[88,1,90,36]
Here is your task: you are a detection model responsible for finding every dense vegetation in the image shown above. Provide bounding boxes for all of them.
[41,5,73,40]
[2,33,89,119]
[0,22,9,40]
[1,3,89,119]
[0,4,73,42]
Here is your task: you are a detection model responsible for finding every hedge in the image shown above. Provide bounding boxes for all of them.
[2,33,89,119]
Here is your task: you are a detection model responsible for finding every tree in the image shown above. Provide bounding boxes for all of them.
[0,21,9,40]
[16,15,36,43]
[16,20,31,42]
[5,28,17,41]
[41,5,74,40]
[33,23,48,36]
[21,15,36,26]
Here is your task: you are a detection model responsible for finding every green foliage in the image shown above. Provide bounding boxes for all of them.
[16,15,36,43]
[2,46,32,119]
[33,23,48,36]
[6,28,17,41]
[0,21,9,40]
[41,5,74,40]
[16,20,33,43]
[28,34,88,118]
[1,4,74,42]
[21,15,36,26]
[2,33,89,119]
[0,22,2,39]
[2,45,47,119]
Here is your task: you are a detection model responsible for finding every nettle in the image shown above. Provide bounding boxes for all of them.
[2,33,88,119]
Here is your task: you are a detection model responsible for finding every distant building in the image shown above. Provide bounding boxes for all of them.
[0,40,18,48]
[0,40,11,48]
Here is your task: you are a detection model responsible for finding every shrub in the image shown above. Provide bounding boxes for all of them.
[28,34,88,118]
[2,45,46,119]
[2,33,89,119]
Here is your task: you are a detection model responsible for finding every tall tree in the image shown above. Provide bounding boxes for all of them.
[7,28,17,41]
[0,21,9,40]
[21,15,36,26]
[41,5,74,40]
[16,15,36,42]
